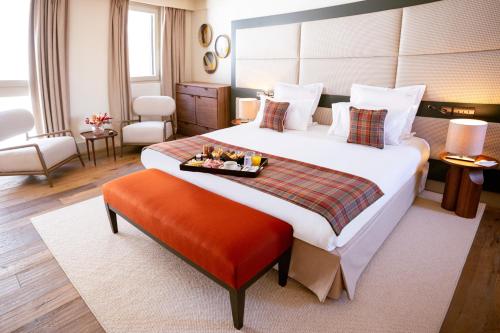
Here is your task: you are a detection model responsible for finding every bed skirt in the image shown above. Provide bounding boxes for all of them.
[287,165,428,302]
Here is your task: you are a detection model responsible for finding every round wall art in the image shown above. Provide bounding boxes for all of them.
[203,51,217,74]
[214,35,231,58]
[198,23,213,47]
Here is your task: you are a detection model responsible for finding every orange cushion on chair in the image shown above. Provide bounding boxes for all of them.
[102,169,293,289]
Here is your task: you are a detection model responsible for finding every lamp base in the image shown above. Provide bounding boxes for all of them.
[445,154,476,163]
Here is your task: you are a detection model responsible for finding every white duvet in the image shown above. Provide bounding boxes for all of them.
[141,123,430,251]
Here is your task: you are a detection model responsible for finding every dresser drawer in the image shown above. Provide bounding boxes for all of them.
[176,93,196,124]
[178,121,215,136]
[195,96,218,129]
[177,84,218,98]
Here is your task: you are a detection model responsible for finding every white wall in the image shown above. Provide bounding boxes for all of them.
[68,0,110,139]
[67,0,194,144]
[191,0,362,84]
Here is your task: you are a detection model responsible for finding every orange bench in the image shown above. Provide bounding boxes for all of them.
[102,169,293,329]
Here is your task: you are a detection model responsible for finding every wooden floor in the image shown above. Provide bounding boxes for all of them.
[0,148,498,333]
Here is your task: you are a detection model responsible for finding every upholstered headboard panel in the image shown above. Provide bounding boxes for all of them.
[299,8,401,95]
[231,0,500,163]
[396,0,500,104]
[395,0,500,159]
[235,23,300,90]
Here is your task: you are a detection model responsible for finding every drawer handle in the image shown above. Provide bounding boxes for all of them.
[204,88,208,91]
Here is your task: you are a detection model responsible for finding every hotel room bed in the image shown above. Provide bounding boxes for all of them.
[141,123,430,301]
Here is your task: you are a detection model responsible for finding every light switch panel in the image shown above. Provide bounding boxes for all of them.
[453,107,476,116]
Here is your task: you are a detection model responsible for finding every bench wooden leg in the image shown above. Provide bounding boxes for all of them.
[278,247,291,287]
[229,288,245,330]
[105,204,118,233]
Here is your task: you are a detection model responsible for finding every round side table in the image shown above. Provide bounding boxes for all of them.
[439,152,498,218]
[80,129,118,166]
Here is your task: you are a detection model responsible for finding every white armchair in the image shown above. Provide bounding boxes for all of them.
[0,109,85,187]
[120,96,176,156]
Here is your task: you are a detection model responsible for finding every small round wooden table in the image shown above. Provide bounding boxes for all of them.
[80,129,118,167]
[440,152,498,218]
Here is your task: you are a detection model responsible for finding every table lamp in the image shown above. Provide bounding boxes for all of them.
[238,98,259,122]
[445,119,488,162]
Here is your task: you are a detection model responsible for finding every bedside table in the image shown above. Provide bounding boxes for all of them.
[231,119,250,126]
[440,152,498,218]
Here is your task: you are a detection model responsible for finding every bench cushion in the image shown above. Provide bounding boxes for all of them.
[102,169,293,289]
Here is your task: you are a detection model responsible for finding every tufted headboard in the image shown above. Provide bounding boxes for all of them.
[231,0,500,168]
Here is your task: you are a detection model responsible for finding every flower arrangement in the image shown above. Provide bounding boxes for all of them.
[85,113,112,134]
[85,113,112,127]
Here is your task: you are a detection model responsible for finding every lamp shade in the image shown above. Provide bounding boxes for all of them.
[238,98,259,120]
[445,119,488,157]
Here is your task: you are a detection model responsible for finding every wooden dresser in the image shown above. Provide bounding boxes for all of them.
[176,82,231,136]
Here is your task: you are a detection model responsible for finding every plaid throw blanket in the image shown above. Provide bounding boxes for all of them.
[148,136,384,235]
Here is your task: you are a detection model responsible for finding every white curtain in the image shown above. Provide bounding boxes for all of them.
[108,0,132,121]
[29,0,70,133]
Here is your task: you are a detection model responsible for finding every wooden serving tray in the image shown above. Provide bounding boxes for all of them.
[179,156,268,178]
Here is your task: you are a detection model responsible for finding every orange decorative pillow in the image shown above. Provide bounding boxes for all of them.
[259,100,290,132]
[347,107,387,149]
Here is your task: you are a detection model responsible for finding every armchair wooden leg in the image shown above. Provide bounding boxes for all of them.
[78,154,85,167]
[45,171,54,187]
[34,145,53,187]
[73,139,85,167]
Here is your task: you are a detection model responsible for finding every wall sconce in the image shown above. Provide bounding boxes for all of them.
[256,89,274,98]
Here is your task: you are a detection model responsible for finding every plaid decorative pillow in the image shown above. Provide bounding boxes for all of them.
[347,107,388,149]
[259,100,290,132]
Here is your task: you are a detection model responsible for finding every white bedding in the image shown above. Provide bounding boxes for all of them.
[141,123,430,251]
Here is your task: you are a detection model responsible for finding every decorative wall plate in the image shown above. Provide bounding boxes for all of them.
[203,51,217,74]
[198,23,213,47]
[215,35,231,58]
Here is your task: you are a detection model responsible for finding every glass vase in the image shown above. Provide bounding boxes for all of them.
[92,125,105,135]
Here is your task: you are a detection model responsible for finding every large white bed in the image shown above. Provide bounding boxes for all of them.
[142,123,430,251]
[141,122,430,300]
[138,0,499,302]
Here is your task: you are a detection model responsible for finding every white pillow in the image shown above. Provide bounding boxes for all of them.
[252,96,314,131]
[252,95,271,126]
[328,102,411,145]
[284,99,315,131]
[274,82,323,124]
[350,84,425,137]
[328,102,350,138]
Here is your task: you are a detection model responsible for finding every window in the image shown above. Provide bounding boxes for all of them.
[128,3,160,81]
[0,0,33,144]
[0,0,30,81]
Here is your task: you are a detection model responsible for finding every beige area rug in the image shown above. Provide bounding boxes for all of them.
[31,192,484,333]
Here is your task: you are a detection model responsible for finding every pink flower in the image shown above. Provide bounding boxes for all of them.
[84,113,113,126]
